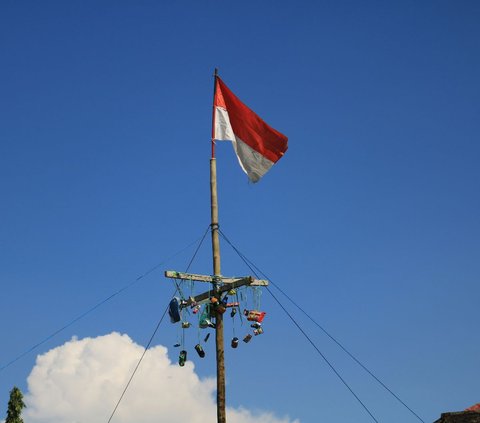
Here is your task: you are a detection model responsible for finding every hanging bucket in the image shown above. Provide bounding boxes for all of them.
[231,337,239,348]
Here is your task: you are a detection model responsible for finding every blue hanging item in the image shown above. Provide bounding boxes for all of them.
[169,297,181,323]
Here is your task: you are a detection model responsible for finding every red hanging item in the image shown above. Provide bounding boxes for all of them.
[244,309,266,323]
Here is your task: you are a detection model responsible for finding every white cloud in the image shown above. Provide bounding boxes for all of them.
[24,333,298,423]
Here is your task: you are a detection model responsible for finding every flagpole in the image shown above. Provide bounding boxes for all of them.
[211,68,218,159]
[210,68,227,423]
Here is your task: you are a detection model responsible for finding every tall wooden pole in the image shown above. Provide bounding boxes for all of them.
[211,68,226,423]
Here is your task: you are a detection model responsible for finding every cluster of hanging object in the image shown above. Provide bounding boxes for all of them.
[168,288,266,366]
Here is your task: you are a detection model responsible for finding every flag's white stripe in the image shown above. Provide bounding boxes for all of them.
[214,107,235,142]
[232,136,274,183]
[215,106,273,182]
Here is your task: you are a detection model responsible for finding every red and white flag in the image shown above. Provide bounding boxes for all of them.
[213,77,288,183]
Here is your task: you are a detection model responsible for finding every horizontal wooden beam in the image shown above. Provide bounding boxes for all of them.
[164,271,268,286]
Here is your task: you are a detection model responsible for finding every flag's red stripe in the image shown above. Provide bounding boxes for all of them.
[214,78,288,163]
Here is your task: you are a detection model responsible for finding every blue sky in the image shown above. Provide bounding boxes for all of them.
[1,1,480,422]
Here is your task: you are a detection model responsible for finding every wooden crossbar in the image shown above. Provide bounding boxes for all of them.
[164,270,268,286]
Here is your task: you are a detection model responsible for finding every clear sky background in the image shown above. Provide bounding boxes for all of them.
[1,1,479,422]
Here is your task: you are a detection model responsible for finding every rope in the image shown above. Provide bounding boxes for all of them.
[216,230,377,422]
[219,229,425,423]
[0,231,209,374]
[266,286,379,423]
[169,225,210,299]
[185,225,210,273]
[265,272,425,422]
[106,226,210,423]
[106,292,174,423]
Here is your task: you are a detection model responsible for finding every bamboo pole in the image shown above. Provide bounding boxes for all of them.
[210,157,226,423]
[211,68,226,423]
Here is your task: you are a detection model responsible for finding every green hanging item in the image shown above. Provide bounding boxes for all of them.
[199,304,215,328]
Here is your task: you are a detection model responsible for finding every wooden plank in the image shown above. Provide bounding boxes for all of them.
[164,270,268,286]
[165,271,215,283]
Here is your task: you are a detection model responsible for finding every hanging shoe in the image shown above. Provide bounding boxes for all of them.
[195,344,205,358]
[243,334,252,343]
[179,350,187,367]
